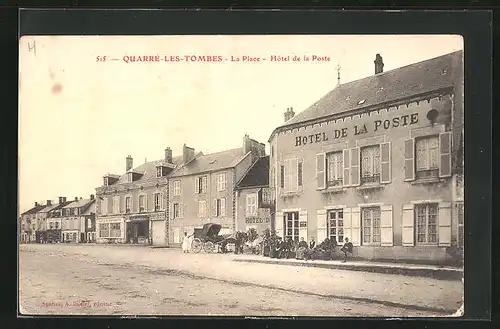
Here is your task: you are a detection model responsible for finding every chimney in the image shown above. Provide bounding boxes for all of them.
[46,200,52,206]
[284,107,295,122]
[182,144,195,164]
[62,197,67,203]
[34,202,38,207]
[243,135,252,154]
[75,197,79,201]
[58,197,63,204]
[374,54,384,74]
[126,155,133,172]
[165,147,173,164]
[90,194,95,200]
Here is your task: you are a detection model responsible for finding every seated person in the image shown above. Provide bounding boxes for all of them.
[340,238,354,262]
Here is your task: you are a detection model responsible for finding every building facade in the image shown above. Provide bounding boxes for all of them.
[268,51,464,265]
[168,135,266,245]
[235,156,274,233]
[61,196,96,243]
[35,200,57,243]
[83,199,97,242]
[95,149,183,245]
[46,197,72,243]
[20,202,45,243]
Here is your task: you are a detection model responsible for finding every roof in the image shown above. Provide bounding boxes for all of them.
[171,148,248,177]
[113,155,184,185]
[38,203,60,213]
[272,50,463,138]
[49,201,74,211]
[62,198,93,209]
[21,204,46,216]
[81,199,96,215]
[235,156,270,189]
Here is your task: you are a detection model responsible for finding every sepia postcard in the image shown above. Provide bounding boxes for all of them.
[18,34,464,317]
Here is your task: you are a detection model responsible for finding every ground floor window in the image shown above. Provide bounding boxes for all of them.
[362,207,381,245]
[99,223,110,237]
[415,203,438,245]
[283,211,299,243]
[327,209,344,244]
[457,203,464,248]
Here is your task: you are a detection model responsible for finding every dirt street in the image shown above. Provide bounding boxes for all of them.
[19,244,462,317]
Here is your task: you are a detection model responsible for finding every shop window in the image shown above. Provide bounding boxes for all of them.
[415,203,438,245]
[361,145,380,184]
[415,136,439,180]
[326,151,343,187]
[99,223,110,237]
[283,211,299,243]
[138,195,145,213]
[457,203,464,248]
[246,194,258,217]
[327,209,344,244]
[110,223,121,237]
[362,207,381,245]
[125,197,131,213]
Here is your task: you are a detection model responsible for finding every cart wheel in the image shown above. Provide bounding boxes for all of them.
[191,238,202,253]
[203,241,215,253]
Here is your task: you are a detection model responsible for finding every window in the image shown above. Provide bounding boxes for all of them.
[156,166,163,178]
[110,223,121,237]
[215,198,226,217]
[113,196,120,214]
[99,223,110,237]
[457,203,464,248]
[361,145,380,184]
[246,194,258,216]
[49,223,54,229]
[217,173,227,191]
[103,177,109,186]
[73,208,79,216]
[173,203,180,218]
[87,218,92,229]
[362,207,381,245]
[328,209,344,243]
[138,195,145,213]
[282,159,301,192]
[125,197,131,213]
[154,193,162,212]
[102,198,108,215]
[173,180,181,196]
[195,176,208,194]
[55,222,59,229]
[326,151,343,187]
[415,203,438,245]
[198,200,207,218]
[415,136,439,180]
[284,212,299,243]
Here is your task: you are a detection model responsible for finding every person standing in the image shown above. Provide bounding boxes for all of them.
[309,237,316,250]
[181,231,193,253]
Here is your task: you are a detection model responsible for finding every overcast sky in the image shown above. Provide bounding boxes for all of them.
[18,34,463,213]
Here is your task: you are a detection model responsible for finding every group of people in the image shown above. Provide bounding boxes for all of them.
[293,236,354,262]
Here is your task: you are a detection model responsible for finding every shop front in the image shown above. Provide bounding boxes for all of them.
[96,216,125,244]
[126,215,150,245]
[62,230,80,243]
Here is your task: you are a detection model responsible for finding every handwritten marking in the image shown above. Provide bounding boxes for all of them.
[28,40,36,57]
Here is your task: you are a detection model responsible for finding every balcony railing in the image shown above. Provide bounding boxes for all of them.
[361,174,380,185]
[416,168,439,180]
[327,179,343,188]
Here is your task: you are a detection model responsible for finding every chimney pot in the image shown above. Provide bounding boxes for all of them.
[374,54,384,74]
[284,107,295,122]
[126,155,133,172]
[46,200,52,206]
[165,147,173,164]
[35,202,38,207]
[90,194,95,200]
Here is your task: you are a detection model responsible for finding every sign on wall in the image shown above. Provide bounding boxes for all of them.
[245,217,270,224]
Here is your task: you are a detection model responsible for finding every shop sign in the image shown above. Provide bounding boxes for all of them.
[294,113,419,147]
[245,217,270,224]
[129,215,149,221]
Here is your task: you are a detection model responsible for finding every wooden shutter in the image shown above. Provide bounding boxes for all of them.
[202,176,208,193]
[343,149,351,186]
[290,158,298,192]
[161,193,165,210]
[404,139,415,181]
[133,195,138,213]
[275,211,283,238]
[343,207,352,242]
[107,197,112,214]
[380,142,392,184]
[120,195,125,214]
[195,177,199,194]
[402,203,415,246]
[380,205,393,246]
[439,132,452,178]
[299,209,308,241]
[179,203,184,218]
[220,198,226,218]
[350,147,360,186]
[351,207,361,246]
[316,153,326,189]
[146,194,150,212]
[317,209,327,243]
[438,202,452,246]
[212,198,218,218]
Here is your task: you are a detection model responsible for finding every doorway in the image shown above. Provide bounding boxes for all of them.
[283,211,299,243]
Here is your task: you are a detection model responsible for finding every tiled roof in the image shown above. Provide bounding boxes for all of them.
[49,201,74,211]
[21,205,46,216]
[277,50,463,131]
[62,198,93,209]
[113,155,184,185]
[171,148,248,177]
[235,156,270,189]
[81,199,96,215]
[38,203,60,213]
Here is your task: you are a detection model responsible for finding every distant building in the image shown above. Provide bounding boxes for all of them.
[83,198,97,243]
[35,199,58,243]
[168,135,265,245]
[234,155,274,233]
[60,196,96,243]
[20,202,45,243]
[268,51,464,265]
[95,148,184,245]
[46,197,72,243]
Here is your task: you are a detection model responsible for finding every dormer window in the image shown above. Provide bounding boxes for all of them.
[128,172,133,182]
[104,177,109,186]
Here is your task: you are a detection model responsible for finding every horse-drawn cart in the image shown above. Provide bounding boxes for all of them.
[191,223,233,253]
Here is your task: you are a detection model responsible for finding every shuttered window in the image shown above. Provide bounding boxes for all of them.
[139,195,145,213]
[416,136,439,179]
[326,152,343,187]
[362,207,381,245]
[125,197,131,213]
[284,211,300,243]
[361,145,380,184]
[415,203,438,245]
[327,209,344,243]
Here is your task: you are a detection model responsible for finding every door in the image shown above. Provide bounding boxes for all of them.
[152,220,165,246]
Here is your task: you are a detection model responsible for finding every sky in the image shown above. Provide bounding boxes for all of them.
[18,34,463,213]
